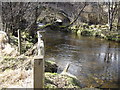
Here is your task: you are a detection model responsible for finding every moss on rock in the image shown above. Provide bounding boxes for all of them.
[106,33,120,42]
[81,30,94,36]
[45,72,81,88]
[95,32,106,38]
[45,60,58,73]
[70,23,120,43]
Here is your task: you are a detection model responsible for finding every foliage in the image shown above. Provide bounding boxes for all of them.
[70,24,120,42]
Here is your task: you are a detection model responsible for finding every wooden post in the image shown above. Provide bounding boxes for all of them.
[37,31,44,56]
[18,29,21,55]
[34,56,44,88]
[33,31,45,88]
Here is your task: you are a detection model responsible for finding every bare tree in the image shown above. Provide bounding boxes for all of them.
[107,1,118,31]
[62,2,87,28]
[1,2,43,37]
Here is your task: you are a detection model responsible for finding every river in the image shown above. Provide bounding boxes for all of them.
[45,30,120,88]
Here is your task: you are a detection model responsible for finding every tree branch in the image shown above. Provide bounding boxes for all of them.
[61,3,87,28]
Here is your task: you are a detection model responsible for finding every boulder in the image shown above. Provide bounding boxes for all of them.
[45,72,81,88]
[45,60,58,73]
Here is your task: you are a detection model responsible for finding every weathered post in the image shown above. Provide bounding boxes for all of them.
[18,29,21,55]
[34,56,44,88]
[34,31,44,88]
[37,31,44,56]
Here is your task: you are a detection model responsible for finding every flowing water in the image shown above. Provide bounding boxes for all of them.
[45,30,120,88]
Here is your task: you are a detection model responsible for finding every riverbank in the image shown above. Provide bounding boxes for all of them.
[70,23,120,42]
[0,56,103,89]
[0,56,82,89]
[0,29,119,89]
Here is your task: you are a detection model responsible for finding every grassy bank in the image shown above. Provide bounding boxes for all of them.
[0,56,81,89]
[70,23,120,42]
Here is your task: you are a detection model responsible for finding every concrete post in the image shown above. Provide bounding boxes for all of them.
[33,31,45,88]
[34,56,44,88]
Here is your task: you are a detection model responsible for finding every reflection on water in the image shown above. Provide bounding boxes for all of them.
[45,30,120,88]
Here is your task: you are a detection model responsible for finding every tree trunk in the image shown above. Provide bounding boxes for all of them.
[10,2,13,34]
[0,1,2,30]
[108,2,112,31]
[117,14,120,30]
[108,2,117,31]
[97,2,101,24]
[117,2,120,30]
